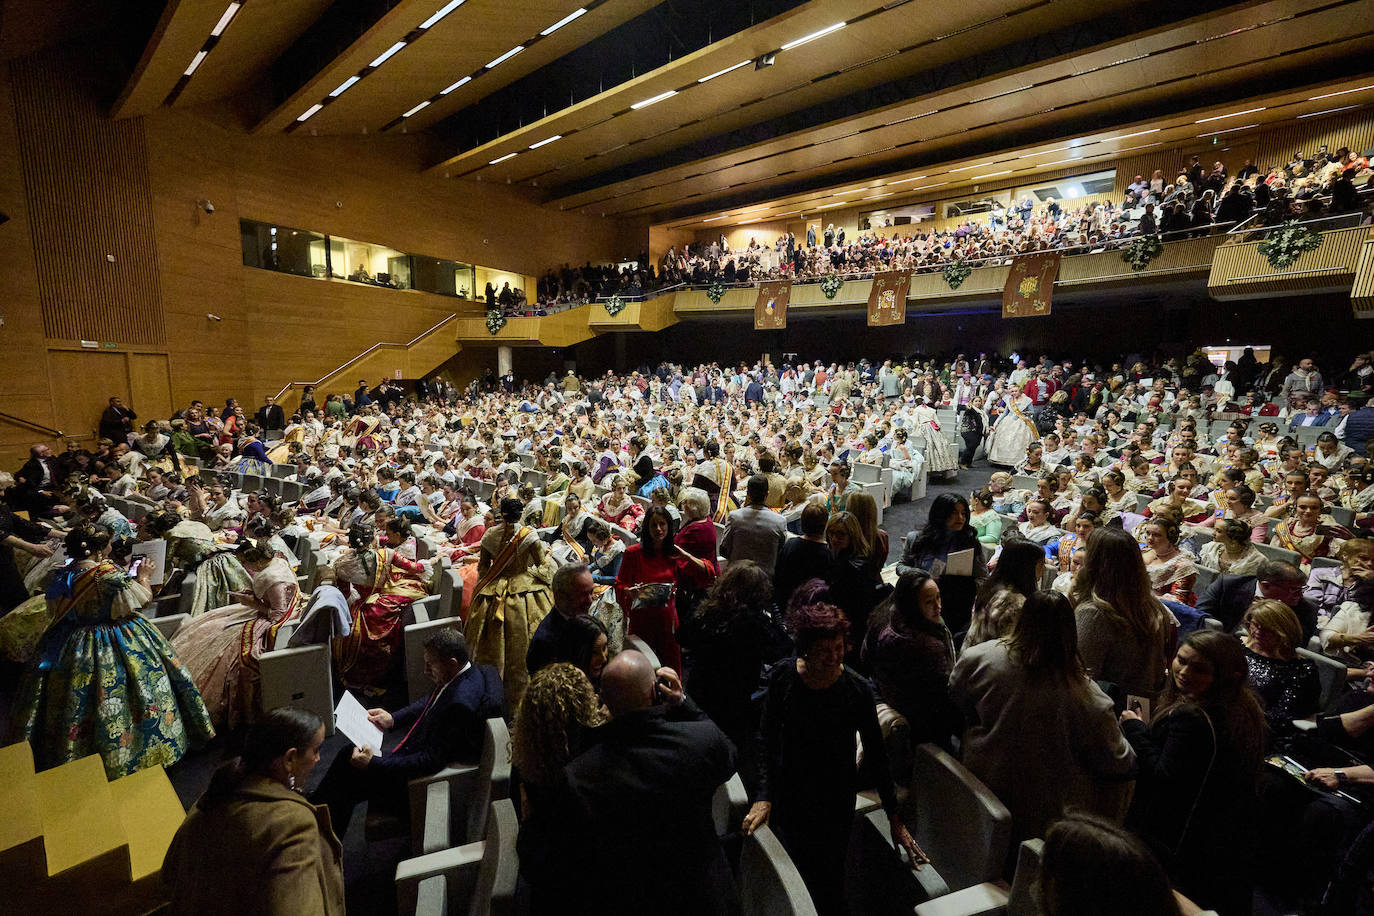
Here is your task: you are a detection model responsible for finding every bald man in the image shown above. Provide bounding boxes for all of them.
[529,651,740,916]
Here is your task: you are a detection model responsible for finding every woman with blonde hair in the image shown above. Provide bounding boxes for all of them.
[1242,598,1319,732]
[845,491,888,573]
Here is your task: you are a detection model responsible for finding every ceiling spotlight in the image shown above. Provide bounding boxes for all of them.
[754,53,776,70]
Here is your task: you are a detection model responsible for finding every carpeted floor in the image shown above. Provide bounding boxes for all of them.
[879,463,993,566]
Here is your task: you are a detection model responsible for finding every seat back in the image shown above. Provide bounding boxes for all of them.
[438,567,463,618]
[907,743,1013,890]
[1311,556,1342,571]
[258,644,335,736]
[1193,564,1217,598]
[1297,647,1348,714]
[624,634,662,670]
[470,799,519,916]
[1255,542,1301,567]
[711,773,750,838]
[1331,506,1355,528]
[463,718,513,843]
[1006,839,1045,916]
[853,462,881,484]
[740,825,819,916]
[1011,476,1038,492]
[414,875,446,916]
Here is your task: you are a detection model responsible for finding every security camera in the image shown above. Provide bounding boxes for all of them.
[207,313,223,322]
[197,200,214,214]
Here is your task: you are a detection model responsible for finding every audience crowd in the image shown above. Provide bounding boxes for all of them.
[4,339,1374,916]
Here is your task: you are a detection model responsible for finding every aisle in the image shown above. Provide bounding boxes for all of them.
[879,466,994,566]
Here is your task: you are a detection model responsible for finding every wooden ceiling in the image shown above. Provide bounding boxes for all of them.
[107,0,1374,227]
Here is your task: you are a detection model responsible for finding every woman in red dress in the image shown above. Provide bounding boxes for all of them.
[614,505,716,674]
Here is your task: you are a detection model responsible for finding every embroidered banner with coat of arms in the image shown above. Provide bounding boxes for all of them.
[1002,251,1062,318]
[754,280,791,330]
[866,270,911,326]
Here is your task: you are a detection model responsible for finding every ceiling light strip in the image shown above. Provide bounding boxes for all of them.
[780,22,847,52]
[420,0,467,30]
[541,8,587,36]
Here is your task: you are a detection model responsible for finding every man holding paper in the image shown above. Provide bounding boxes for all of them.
[312,627,504,834]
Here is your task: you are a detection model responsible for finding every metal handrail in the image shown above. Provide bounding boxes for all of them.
[0,410,63,437]
[1226,266,1354,283]
[270,312,461,401]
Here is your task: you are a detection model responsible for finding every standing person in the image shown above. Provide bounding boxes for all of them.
[862,569,958,749]
[897,493,988,638]
[1070,527,1172,701]
[720,474,788,575]
[98,396,137,444]
[465,497,555,712]
[744,601,925,915]
[950,591,1136,847]
[1120,631,1266,914]
[525,562,596,675]
[255,396,286,433]
[958,396,988,470]
[10,526,215,778]
[162,708,342,916]
[774,503,832,609]
[615,506,713,674]
[535,651,740,916]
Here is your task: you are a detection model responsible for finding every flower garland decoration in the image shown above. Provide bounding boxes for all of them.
[485,309,507,335]
[943,260,972,290]
[1257,220,1323,271]
[1121,234,1164,271]
[820,274,843,300]
[604,296,626,317]
[705,281,728,304]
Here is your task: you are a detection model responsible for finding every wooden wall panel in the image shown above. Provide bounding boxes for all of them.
[45,350,129,442]
[9,47,166,346]
[127,352,174,424]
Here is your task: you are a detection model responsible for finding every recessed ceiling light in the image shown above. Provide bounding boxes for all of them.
[1196,124,1257,137]
[370,42,407,68]
[815,201,848,210]
[698,61,751,83]
[420,0,467,30]
[949,162,996,173]
[183,51,208,77]
[1018,145,1073,159]
[970,170,1013,180]
[296,104,323,122]
[210,2,241,37]
[529,135,562,149]
[541,8,587,36]
[440,76,472,95]
[329,76,360,97]
[403,100,431,117]
[781,22,846,51]
[489,152,518,165]
[864,193,893,200]
[890,175,928,184]
[1106,128,1161,141]
[485,46,524,69]
[703,216,726,222]
[1307,83,1374,101]
[631,90,677,110]
[1195,107,1266,124]
[1299,104,1359,118]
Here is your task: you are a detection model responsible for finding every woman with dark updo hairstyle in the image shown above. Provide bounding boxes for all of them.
[10,525,214,778]
[331,516,433,689]
[163,707,343,915]
[171,529,304,730]
[466,496,555,711]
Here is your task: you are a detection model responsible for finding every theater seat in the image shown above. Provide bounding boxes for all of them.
[739,824,818,916]
[1296,647,1348,713]
[624,634,661,670]
[404,718,512,856]
[394,798,518,916]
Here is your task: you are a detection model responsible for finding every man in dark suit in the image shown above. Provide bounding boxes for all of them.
[527,563,596,675]
[1195,559,1316,641]
[526,650,739,916]
[254,396,285,432]
[353,379,373,412]
[98,396,137,443]
[14,443,64,517]
[312,627,504,834]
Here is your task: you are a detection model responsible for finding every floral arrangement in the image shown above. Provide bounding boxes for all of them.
[485,309,506,335]
[943,260,972,290]
[1121,234,1164,271]
[604,296,626,317]
[1257,220,1323,271]
[820,274,843,300]
[705,282,728,304]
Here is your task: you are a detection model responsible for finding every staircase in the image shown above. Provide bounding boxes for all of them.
[0,741,187,915]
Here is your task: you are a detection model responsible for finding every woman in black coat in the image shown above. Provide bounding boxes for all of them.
[1119,630,1266,915]
[896,493,987,639]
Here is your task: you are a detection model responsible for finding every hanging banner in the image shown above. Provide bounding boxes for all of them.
[754,280,791,330]
[1002,251,1062,318]
[867,270,911,326]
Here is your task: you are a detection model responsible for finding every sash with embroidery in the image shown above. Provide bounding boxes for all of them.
[38,562,114,671]
[475,525,533,595]
[712,460,736,523]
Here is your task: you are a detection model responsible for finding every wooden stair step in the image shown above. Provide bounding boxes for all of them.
[0,742,44,882]
[35,754,131,881]
[109,765,186,882]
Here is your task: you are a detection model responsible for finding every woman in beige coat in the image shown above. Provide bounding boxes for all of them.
[163,707,344,916]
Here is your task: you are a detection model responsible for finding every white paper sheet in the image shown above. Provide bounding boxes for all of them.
[945,548,975,577]
[130,539,167,586]
[334,690,384,752]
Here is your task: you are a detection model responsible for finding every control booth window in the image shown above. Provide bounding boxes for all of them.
[240,220,327,278]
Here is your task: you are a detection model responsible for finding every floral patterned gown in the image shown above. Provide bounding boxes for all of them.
[10,560,215,779]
